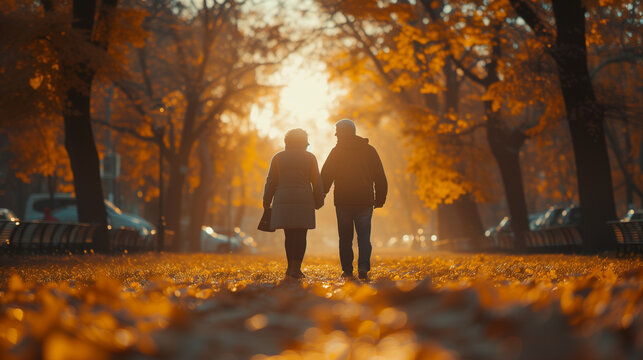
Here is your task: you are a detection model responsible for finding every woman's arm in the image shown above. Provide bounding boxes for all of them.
[310,155,324,209]
[263,154,279,208]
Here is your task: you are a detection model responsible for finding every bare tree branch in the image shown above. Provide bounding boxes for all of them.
[508,0,553,42]
[170,27,192,85]
[590,47,643,78]
[442,122,486,137]
[449,55,489,87]
[114,80,149,118]
[136,47,155,99]
[605,122,643,199]
[93,118,155,143]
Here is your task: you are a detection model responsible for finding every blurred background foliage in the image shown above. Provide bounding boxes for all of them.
[0,0,641,252]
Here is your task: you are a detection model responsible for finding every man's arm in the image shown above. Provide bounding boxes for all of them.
[320,149,336,194]
[372,147,387,208]
[263,155,279,208]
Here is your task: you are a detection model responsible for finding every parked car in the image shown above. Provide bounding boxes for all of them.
[482,216,511,247]
[484,226,496,238]
[528,210,547,231]
[556,205,581,227]
[497,216,511,233]
[128,214,157,235]
[228,227,258,253]
[215,227,259,253]
[24,193,154,237]
[531,205,567,230]
[485,216,510,239]
[200,226,241,253]
[486,209,553,236]
[0,208,19,222]
[621,209,643,222]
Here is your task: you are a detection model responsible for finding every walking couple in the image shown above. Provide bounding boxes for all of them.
[262,119,388,281]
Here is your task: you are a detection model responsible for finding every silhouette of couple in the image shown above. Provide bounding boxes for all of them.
[263,119,388,281]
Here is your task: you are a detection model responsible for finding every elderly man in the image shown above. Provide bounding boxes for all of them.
[321,119,388,281]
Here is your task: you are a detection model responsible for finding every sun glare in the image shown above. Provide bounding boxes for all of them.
[251,63,339,158]
[281,73,329,121]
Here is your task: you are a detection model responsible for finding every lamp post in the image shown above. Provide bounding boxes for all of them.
[153,100,168,251]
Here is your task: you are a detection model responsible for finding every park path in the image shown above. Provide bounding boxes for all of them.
[0,253,641,359]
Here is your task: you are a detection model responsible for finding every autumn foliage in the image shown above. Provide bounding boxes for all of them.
[318,0,642,249]
[0,253,641,358]
[0,0,641,251]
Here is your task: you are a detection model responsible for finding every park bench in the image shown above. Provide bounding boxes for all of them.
[8,221,96,254]
[110,228,146,253]
[608,220,643,255]
[525,227,582,253]
[0,220,152,254]
[427,221,640,255]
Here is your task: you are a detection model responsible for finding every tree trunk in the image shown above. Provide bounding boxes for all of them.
[186,141,216,252]
[165,160,186,250]
[62,0,109,252]
[485,103,529,251]
[231,167,247,228]
[482,33,529,251]
[435,59,485,244]
[64,79,108,251]
[437,202,460,240]
[165,97,200,250]
[605,122,642,210]
[437,194,484,243]
[455,194,484,243]
[639,141,643,207]
[186,186,209,252]
[552,0,617,252]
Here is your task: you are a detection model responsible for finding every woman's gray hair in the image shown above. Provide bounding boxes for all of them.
[284,128,309,147]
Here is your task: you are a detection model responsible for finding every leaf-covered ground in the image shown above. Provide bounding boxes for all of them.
[0,252,641,359]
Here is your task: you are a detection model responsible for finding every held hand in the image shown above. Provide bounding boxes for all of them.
[374,197,385,209]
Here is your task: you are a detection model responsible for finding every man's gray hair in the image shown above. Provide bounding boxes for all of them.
[335,118,356,135]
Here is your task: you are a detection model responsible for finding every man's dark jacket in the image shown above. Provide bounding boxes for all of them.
[321,135,387,207]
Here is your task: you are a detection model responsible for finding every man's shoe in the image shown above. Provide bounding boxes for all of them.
[358,270,369,281]
[286,269,305,279]
[341,272,354,280]
[291,262,305,279]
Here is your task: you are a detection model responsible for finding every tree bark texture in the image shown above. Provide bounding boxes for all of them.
[61,0,117,252]
[484,37,529,251]
[186,141,216,252]
[485,102,529,251]
[437,194,484,244]
[233,179,247,228]
[552,0,617,251]
[436,60,485,243]
[165,96,200,250]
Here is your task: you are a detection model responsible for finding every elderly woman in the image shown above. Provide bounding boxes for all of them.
[263,128,324,279]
